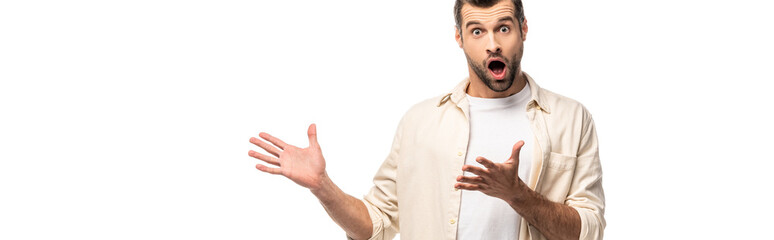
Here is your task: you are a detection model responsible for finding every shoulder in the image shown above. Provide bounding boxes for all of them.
[534,85,599,155]
[407,94,446,114]
[539,87,593,120]
[399,94,448,124]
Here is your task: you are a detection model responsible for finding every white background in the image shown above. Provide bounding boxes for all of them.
[2,0,773,239]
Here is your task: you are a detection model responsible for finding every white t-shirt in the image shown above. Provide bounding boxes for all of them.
[457,82,534,239]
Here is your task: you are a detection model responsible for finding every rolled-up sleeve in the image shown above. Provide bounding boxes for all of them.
[565,110,606,240]
[347,119,403,240]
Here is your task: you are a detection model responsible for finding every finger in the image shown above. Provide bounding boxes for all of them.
[456,175,486,184]
[256,163,282,175]
[307,123,318,147]
[509,140,525,162]
[258,132,288,150]
[476,156,497,169]
[248,150,280,166]
[250,137,281,157]
[455,183,481,191]
[462,165,490,176]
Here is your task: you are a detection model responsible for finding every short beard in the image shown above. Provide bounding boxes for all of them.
[465,53,521,92]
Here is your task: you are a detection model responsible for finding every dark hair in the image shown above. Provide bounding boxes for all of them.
[454,0,525,32]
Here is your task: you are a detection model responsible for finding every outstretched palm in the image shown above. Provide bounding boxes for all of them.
[248,124,326,190]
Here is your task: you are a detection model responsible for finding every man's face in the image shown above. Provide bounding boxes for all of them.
[456,1,526,92]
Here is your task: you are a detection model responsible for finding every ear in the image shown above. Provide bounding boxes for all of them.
[521,18,529,41]
[455,25,463,48]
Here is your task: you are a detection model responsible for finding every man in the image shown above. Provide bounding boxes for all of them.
[248,0,605,239]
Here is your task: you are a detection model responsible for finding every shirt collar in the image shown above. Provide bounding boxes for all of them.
[437,72,551,114]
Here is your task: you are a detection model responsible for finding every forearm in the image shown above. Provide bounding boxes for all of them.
[507,181,580,240]
[311,173,373,240]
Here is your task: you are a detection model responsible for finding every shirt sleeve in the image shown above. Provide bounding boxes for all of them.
[347,118,404,240]
[565,109,606,240]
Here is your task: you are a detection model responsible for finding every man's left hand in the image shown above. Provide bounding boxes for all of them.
[455,140,526,201]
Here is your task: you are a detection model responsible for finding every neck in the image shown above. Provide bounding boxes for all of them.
[466,71,527,98]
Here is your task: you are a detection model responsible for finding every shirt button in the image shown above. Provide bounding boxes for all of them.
[457,151,463,156]
[450,219,456,224]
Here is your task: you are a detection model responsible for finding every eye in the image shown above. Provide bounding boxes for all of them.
[472,29,482,36]
[499,26,510,33]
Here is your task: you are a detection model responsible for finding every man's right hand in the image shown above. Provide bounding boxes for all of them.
[248,124,327,191]
[248,124,373,239]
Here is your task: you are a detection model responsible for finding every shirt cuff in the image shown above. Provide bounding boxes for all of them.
[575,207,605,240]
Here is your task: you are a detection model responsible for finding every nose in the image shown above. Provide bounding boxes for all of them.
[486,32,501,54]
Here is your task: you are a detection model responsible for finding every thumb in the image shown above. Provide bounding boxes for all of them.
[508,140,525,163]
[307,123,319,147]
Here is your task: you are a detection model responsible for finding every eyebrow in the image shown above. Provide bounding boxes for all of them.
[465,16,515,29]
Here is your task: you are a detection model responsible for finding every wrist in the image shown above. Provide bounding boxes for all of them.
[310,172,334,199]
[506,179,530,206]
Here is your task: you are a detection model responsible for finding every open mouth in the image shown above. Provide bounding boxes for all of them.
[487,59,507,80]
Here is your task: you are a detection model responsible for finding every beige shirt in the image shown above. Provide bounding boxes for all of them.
[354,73,605,240]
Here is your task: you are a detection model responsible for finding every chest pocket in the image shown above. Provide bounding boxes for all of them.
[537,152,577,202]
